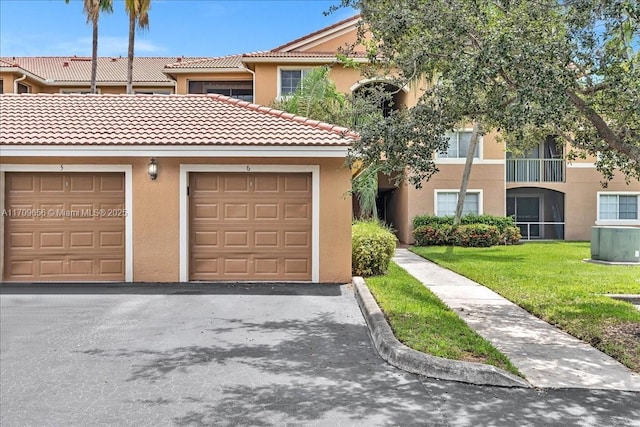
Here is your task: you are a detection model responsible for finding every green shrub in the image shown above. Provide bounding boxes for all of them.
[451,224,500,247]
[412,214,516,234]
[412,224,453,246]
[352,220,397,276]
[412,214,520,247]
[501,226,522,245]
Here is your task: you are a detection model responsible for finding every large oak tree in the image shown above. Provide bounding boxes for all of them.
[338,0,639,189]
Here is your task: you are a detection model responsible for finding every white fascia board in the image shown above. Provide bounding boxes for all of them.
[164,68,249,74]
[241,57,368,64]
[279,19,360,52]
[0,145,350,158]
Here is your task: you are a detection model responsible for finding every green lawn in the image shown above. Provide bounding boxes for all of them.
[411,242,640,372]
[366,262,522,376]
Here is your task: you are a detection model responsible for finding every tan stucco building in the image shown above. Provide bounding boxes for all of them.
[1,15,639,282]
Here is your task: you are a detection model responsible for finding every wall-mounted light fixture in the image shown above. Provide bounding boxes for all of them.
[148,158,158,180]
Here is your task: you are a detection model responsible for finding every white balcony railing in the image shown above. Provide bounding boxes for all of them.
[506,159,565,183]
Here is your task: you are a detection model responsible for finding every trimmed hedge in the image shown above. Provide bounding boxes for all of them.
[412,214,521,247]
[352,220,397,276]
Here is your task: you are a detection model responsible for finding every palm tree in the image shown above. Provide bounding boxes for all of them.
[124,0,151,94]
[66,0,113,94]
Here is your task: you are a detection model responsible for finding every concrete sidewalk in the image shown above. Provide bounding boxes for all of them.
[394,248,640,391]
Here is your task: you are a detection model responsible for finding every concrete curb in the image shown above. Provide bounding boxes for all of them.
[352,276,531,388]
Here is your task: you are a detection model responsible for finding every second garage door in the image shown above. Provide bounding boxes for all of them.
[190,172,312,281]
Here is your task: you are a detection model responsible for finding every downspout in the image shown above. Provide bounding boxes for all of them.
[242,65,256,103]
[14,74,27,93]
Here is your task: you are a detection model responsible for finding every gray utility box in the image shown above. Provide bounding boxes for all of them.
[591,226,640,263]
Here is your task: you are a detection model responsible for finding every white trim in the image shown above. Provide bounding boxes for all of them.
[435,159,504,165]
[596,191,640,225]
[243,56,368,64]
[566,162,597,168]
[133,88,173,95]
[0,164,134,282]
[0,146,350,158]
[279,20,359,52]
[350,77,410,93]
[164,67,249,74]
[179,164,320,283]
[59,88,102,94]
[434,189,484,216]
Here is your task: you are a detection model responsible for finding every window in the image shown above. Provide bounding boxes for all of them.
[279,69,310,96]
[0,79,3,94]
[438,131,480,159]
[16,82,29,94]
[436,191,481,216]
[599,193,639,221]
[134,89,171,95]
[60,89,95,94]
[188,81,253,102]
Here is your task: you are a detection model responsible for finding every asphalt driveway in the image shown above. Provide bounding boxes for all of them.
[1,283,639,426]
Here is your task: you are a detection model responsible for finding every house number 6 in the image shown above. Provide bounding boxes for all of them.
[246,165,251,172]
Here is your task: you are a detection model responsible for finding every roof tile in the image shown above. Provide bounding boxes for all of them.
[0,94,356,147]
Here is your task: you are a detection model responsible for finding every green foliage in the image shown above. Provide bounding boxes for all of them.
[413,214,516,232]
[351,164,379,219]
[412,214,519,246]
[338,0,640,184]
[412,225,453,246]
[352,220,397,276]
[451,224,500,247]
[366,262,521,375]
[272,66,354,128]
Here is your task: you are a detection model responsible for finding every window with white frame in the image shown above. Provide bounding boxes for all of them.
[436,191,480,216]
[279,69,310,96]
[60,89,96,94]
[438,131,480,159]
[599,193,639,221]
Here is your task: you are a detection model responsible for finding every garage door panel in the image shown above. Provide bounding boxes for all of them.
[40,232,64,248]
[224,175,250,192]
[224,203,249,220]
[4,172,125,282]
[190,172,312,281]
[40,175,65,192]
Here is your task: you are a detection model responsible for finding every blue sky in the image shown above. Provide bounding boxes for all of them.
[0,0,357,58]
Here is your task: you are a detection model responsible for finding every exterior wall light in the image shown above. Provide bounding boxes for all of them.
[148,158,158,180]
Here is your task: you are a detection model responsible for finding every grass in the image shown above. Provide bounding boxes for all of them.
[366,262,522,376]
[411,242,640,372]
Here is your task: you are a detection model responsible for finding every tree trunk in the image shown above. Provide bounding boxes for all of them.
[126,14,135,95]
[453,121,481,225]
[91,17,98,94]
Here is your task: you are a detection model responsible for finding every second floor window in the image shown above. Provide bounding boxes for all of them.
[280,69,310,96]
[438,131,480,159]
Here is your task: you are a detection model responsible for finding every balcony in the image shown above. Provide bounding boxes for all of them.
[506,158,565,183]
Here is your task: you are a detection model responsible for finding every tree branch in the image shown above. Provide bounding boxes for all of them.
[565,89,640,164]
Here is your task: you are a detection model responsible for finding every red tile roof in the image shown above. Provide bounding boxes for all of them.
[272,14,361,52]
[164,55,246,70]
[0,94,356,147]
[0,57,200,83]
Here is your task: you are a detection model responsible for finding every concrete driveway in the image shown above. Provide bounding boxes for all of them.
[1,283,639,426]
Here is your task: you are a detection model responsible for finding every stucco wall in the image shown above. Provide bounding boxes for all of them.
[1,156,352,283]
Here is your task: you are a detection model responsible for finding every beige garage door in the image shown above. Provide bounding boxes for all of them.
[3,172,126,282]
[190,172,312,281]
